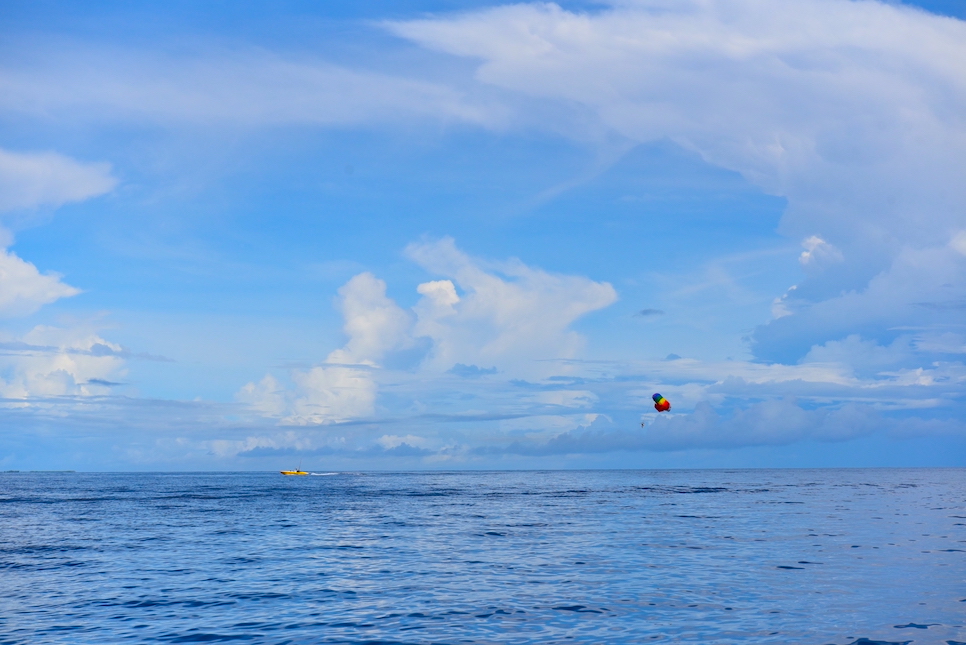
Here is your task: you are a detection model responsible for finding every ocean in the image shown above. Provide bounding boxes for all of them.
[0,469,963,644]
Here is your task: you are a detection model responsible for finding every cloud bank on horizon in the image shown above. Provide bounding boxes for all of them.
[0,0,964,469]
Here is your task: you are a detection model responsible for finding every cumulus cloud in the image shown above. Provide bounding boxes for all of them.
[327,273,417,366]
[235,231,964,455]
[0,325,127,399]
[0,242,80,318]
[408,237,617,377]
[232,238,966,456]
[239,239,617,424]
[388,0,966,359]
[755,240,966,361]
[0,148,117,212]
[238,363,378,426]
[238,273,411,424]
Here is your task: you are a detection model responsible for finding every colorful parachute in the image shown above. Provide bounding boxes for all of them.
[652,393,671,412]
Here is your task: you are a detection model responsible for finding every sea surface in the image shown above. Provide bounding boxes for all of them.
[0,469,963,644]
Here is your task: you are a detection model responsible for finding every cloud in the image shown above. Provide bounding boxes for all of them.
[0,148,117,212]
[951,230,966,256]
[377,434,430,450]
[482,395,966,456]
[0,243,80,318]
[644,399,881,450]
[237,239,964,453]
[284,365,377,425]
[238,273,412,425]
[233,225,964,455]
[407,237,617,377]
[914,332,966,355]
[755,240,966,361]
[542,399,879,453]
[388,0,966,360]
[389,0,966,238]
[448,363,497,378]
[7,329,961,466]
[0,325,127,399]
[798,235,843,269]
[0,45,505,129]
[239,239,618,424]
[8,0,962,464]
[327,273,417,366]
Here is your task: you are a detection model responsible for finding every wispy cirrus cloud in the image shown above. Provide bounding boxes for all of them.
[0,45,507,129]
[0,148,117,213]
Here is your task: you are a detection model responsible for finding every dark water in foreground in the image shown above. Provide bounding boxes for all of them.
[0,469,963,644]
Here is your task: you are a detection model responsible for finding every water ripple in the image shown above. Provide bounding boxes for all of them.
[0,469,963,644]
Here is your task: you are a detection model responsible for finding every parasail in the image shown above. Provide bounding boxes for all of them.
[652,393,671,412]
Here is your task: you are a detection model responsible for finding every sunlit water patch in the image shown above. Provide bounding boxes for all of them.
[0,469,963,644]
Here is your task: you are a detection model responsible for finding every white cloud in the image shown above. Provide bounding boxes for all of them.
[283,365,377,425]
[328,272,415,366]
[237,364,378,426]
[0,150,110,329]
[408,237,617,376]
[388,0,966,358]
[799,235,843,269]
[205,430,317,459]
[0,148,117,212]
[235,374,287,417]
[240,239,618,423]
[530,389,598,408]
[771,289,794,319]
[764,235,843,328]
[238,273,410,424]
[0,46,505,129]
[389,0,966,238]
[0,243,80,318]
[801,334,913,377]
[377,434,430,449]
[914,332,966,354]
[0,325,126,399]
[560,399,882,453]
[755,239,966,360]
[498,412,600,437]
[234,238,965,449]
[951,230,966,256]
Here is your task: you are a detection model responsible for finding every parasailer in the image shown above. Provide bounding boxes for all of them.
[652,393,671,412]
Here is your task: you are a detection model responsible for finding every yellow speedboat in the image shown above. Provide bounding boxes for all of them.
[281,461,309,475]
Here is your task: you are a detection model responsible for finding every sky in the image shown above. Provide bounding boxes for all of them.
[1,0,965,471]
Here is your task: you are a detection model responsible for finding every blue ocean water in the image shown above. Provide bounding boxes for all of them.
[0,469,963,644]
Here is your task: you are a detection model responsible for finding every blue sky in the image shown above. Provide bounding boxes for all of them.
[1,0,965,470]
